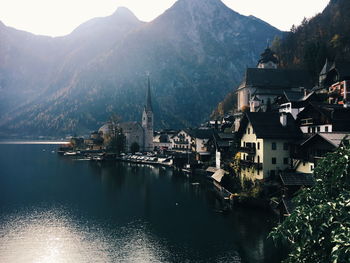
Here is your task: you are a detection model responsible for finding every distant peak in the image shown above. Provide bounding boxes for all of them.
[179,0,223,5]
[112,7,139,20]
[172,0,232,14]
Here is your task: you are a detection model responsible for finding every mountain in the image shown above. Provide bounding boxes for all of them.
[0,0,280,137]
[271,0,350,81]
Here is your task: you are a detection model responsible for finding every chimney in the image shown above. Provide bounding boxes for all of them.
[280,112,287,127]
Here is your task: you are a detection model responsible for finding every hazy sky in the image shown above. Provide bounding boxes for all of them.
[0,0,329,37]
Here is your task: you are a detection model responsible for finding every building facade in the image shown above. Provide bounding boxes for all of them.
[171,130,192,152]
[237,112,302,181]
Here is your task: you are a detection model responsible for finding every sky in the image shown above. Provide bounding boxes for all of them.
[0,0,330,37]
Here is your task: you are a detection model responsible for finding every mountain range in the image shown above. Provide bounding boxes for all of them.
[0,0,280,137]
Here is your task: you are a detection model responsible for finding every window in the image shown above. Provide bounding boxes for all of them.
[317,127,321,132]
[272,142,277,150]
[308,127,311,133]
[283,158,289,165]
[272,157,276,164]
[283,143,289,150]
[325,126,329,132]
[257,142,260,150]
[257,155,260,163]
[248,128,250,134]
[311,165,314,171]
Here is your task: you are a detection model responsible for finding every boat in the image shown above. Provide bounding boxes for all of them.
[64,151,78,156]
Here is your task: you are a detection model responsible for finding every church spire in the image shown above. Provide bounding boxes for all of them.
[145,75,153,111]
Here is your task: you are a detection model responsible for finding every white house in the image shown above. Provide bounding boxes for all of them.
[237,112,302,181]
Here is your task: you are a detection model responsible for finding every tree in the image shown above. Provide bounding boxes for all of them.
[107,127,125,154]
[130,142,140,154]
[270,143,350,262]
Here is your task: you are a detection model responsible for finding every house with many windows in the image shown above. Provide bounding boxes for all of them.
[292,132,350,174]
[170,130,192,152]
[188,128,214,161]
[296,102,350,134]
[237,112,302,181]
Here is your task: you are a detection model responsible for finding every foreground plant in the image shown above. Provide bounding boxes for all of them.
[270,143,350,262]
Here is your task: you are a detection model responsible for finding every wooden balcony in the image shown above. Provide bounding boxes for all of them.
[239,146,256,154]
[240,160,263,170]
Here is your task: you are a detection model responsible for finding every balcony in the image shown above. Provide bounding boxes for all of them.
[240,160,263,170]
[239,146,256,154]
[174,141,189,145]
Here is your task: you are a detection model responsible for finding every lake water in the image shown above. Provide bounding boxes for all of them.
[0,143,284,262]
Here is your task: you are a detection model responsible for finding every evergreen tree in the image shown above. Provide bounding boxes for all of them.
[107,126,126,154]
[130,142,140,154]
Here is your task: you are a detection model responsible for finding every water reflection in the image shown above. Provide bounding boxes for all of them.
[0,206,170,263]
[0,144,285,262]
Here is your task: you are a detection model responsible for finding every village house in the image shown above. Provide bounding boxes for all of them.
[170,130,192,152]
[292,132,350,174]
[237,112,302,181]
[318,60,350,106]
[212,132,235,158]
[84,131,104,150]
[296,102,350,134]
[153,129,178,151]
[276,91,323,119]
[188,128,214,162]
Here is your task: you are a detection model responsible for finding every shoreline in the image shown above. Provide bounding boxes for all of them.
[0,141,70,145]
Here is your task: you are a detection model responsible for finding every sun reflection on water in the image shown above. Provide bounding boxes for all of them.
[0,207,169,263]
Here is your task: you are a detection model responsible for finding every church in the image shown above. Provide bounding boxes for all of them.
[236,47,313,112]
[99,77,154,152]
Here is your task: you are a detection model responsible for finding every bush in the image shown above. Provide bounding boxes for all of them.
[270,144,350,262]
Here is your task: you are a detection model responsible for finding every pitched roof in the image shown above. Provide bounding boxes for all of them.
[280,172,315,186]
[301,132,350,148]
[241,68,313,89]
[119,122,143,132]
[211,169,228,183]
[188,128,215,139]
[217,132,235,140]
[238,112,302,139]
[282,198,296,215]
[320,133,350,146]
[320,59,334,76]
[298,102,350,129]
[329,61,350,80]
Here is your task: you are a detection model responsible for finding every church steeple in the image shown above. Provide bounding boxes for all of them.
[257,47,278,69]
[145,75,153,111]
[142,76,154,152]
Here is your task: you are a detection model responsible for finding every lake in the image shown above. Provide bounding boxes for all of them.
[0,143,285,262]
